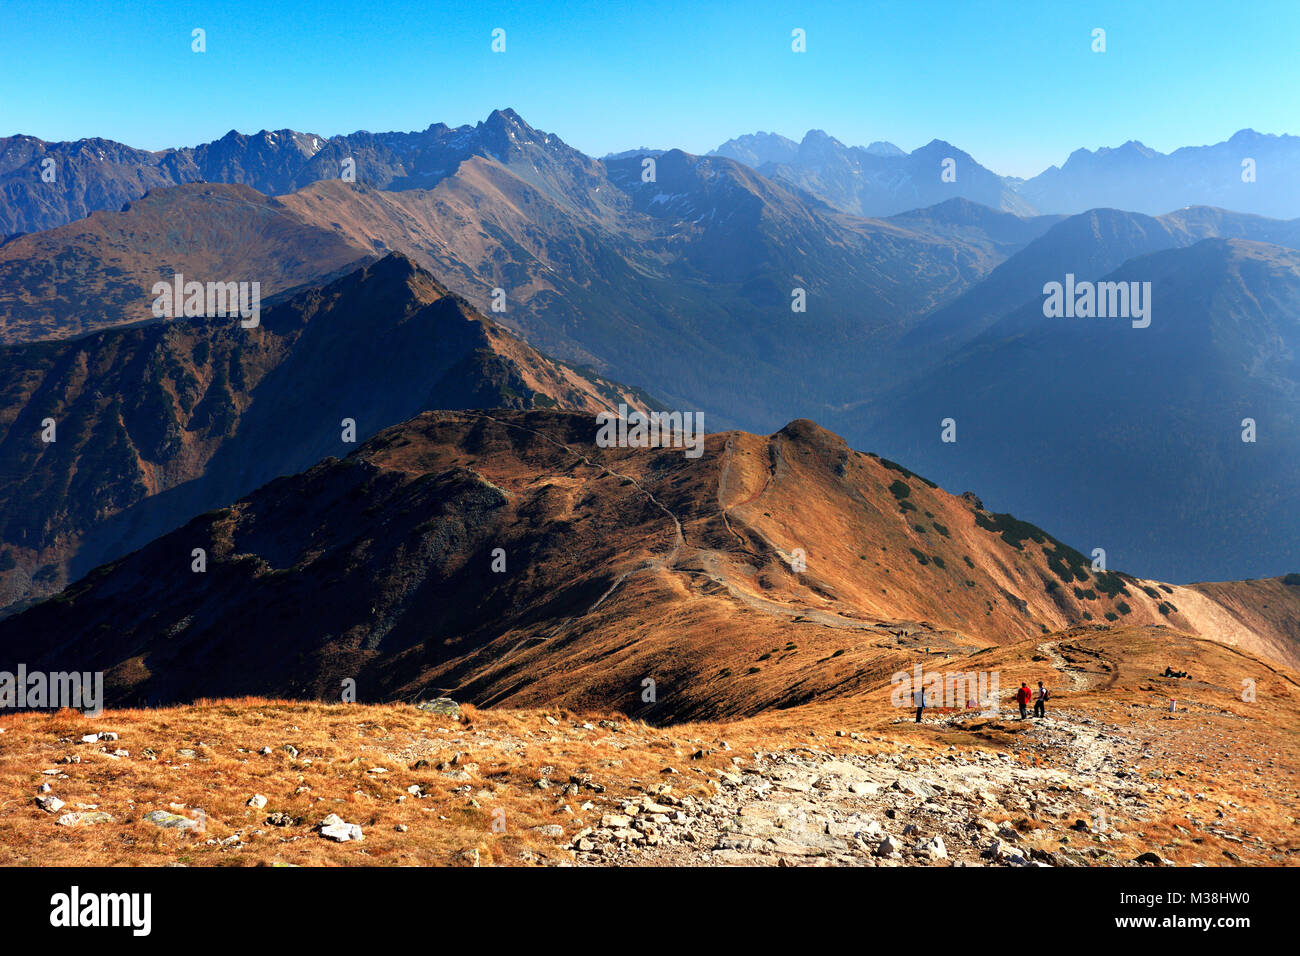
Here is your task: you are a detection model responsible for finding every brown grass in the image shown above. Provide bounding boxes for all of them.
[0,698,737,867]
[2,624,1296,867]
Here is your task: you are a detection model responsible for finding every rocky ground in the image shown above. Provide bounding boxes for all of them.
[2,648,1294,867]
[570,708,1274,867]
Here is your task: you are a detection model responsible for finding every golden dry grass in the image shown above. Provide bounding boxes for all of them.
[0,698,736,867]
[1,624,1295,867]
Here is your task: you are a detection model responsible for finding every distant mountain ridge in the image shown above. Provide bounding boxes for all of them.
[710,130,1031,218]
[709,127,1300,220]
[7,113,1300,238]
[0,108,588,237]
[1018,129,1300,218]
[0,119,1050,432]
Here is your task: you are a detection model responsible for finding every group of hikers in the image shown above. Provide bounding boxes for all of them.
[912,680,1050,722]
[1019,681,1049,719]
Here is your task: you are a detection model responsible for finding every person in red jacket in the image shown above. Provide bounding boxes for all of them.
[1017,682,1031,719]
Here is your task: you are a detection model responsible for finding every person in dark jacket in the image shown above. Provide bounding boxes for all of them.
[1034,681,1049,718]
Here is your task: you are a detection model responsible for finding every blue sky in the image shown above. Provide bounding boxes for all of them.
[3,0,1298,177]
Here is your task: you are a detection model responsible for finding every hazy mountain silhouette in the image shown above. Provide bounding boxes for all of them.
[711,130,1032,217]
[839,238,1300,582]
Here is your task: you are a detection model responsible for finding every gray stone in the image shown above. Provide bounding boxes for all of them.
[319,813,363,842]
[922,836,948,859]
[56,811,115,827]
[415,698,462,720]
[876,835,902,858]
[143,809,200,831]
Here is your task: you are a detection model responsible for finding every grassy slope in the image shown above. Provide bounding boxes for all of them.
[1,625,1294,867]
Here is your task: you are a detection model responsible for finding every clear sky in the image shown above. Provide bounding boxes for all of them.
[3,0,1298,178]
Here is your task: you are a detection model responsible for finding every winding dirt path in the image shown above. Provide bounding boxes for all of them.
[464,413,938,661]
[1036,640,1118,693]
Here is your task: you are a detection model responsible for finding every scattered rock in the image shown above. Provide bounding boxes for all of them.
[921,835,948,860]
[415,698,462,720]
[56,811,115,827]
[318,813,363,842]
[1134,851,1169,866]
[143,810,200,831]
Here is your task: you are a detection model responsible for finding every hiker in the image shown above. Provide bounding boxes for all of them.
[1034,681,1049,718]
[914,684,926,723]
[1017,682,1031,719]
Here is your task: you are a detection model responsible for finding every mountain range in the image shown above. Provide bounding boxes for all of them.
[1,109,1298,582]
[711,130,1033,218]
[711,128,1300,220]
[9,113,1300,237]
[13,120,1296,241]
[0,113,1050,431]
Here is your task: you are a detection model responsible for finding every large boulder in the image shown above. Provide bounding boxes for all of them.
[415,698,462,720]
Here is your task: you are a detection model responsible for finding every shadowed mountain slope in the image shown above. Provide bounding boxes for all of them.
[840,238,1300,582]
[0,184,377,343]
[900,205,1300,358]
[0,256,654,611]
[262,142,1042,426]
[2,410,1292,716]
